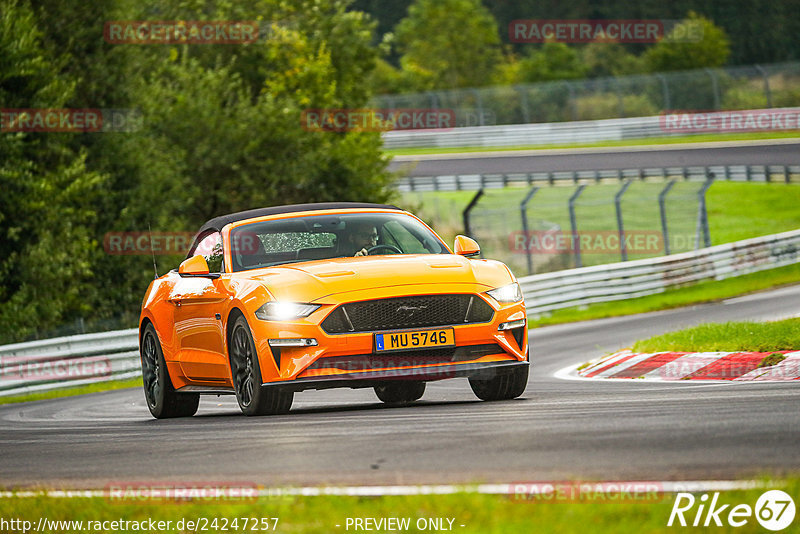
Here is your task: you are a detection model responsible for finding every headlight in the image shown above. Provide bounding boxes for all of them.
[486,282,523,303]
[255,302,320,321]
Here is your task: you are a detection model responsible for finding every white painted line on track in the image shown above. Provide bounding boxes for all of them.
[0,480,768,498]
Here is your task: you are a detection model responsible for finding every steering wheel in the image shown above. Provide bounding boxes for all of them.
[366,244,402,255]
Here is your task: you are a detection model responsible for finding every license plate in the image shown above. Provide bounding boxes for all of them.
[374,328,455,352]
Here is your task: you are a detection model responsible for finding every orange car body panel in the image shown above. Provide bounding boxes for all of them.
[140,208,528,391]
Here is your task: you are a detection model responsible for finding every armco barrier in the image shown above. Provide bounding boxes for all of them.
[382,107,800,150]
[0,329,140,397]
[520,228,800,315]
[0,230,798,396]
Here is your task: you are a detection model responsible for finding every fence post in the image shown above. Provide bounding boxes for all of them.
[463,188,484,238]
[614,181,632,261]
[567,82,577,121]
[656,74,671,110]
[568,185,586,268]
[658,180,676,255]
[705,68,721,110]
[520,186,540,275]
[755,64,773,108]
[516,85,531,123]
[471,89,486,126]
[695,174,714,249]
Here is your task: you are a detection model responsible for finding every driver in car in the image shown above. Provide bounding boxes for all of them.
[344,222,379,257]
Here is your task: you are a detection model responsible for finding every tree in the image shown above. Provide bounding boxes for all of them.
[517,42,587,83]
[0,0,395,341]
[0,1,107,342]
[644,12,731,72]
[394,0,503,90]
[581,41,644,78]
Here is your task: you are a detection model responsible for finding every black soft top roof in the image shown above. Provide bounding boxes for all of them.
[196,202,402,235]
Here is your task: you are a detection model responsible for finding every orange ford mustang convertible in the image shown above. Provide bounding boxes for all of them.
[139,203,529,418]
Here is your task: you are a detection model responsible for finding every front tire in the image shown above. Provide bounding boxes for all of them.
[140,324,199,418]
[374,381,426,404]
[229,315,293,416]
[469,364,528,401]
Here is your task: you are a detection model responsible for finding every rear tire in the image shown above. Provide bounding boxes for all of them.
[469,364,528,401]
[374,381,426,404]
[229,315,293,416]
[140,324,199,418]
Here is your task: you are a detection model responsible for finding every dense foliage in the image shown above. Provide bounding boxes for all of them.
[1,0,392,342]
[1,0,795,341]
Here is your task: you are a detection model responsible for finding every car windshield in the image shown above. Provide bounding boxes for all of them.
[229,212,449,271]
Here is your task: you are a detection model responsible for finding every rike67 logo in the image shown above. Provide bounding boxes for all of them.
[668,490,795,531]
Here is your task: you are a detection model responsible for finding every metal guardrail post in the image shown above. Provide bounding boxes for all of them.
[614,181,632,261]
[658,180,676,255]
[568,185,586,268]
[695,174,714,249]
[520,186,540,275]
[462,188,484,238]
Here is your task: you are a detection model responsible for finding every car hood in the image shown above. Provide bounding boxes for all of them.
[237,254,513,303]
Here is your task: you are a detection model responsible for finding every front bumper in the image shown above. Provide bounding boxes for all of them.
[249,291,529,384]
[262,360,530,392]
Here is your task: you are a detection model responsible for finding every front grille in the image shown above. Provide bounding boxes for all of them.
[304,343,505,373]
[321,294,494,334]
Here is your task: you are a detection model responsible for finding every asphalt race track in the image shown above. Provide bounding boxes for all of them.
[1,284,799,489]
[389,139,800,177]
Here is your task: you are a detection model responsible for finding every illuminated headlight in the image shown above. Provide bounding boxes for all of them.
[255,302,320,321]
[486,283,523,303]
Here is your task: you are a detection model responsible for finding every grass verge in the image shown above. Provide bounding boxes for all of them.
[632,318,800,353]
[0,377,142,405]
[385,132,800,156]
[531,263,800,327]
[1,478,797,533]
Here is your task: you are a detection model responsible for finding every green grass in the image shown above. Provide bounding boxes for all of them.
[531,262,800,327]
[385,131,800,156]
[0,377,142,405]
[759,353,788,367]
[402,181,800,277]
[2,479,797,533]
[632,318,800,353]
[707,182,800,244]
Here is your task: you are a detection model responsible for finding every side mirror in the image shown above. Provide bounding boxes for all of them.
[454,235,480,258]
[178,255,220,278]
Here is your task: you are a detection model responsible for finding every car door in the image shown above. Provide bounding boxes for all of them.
[169,232,230,383]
